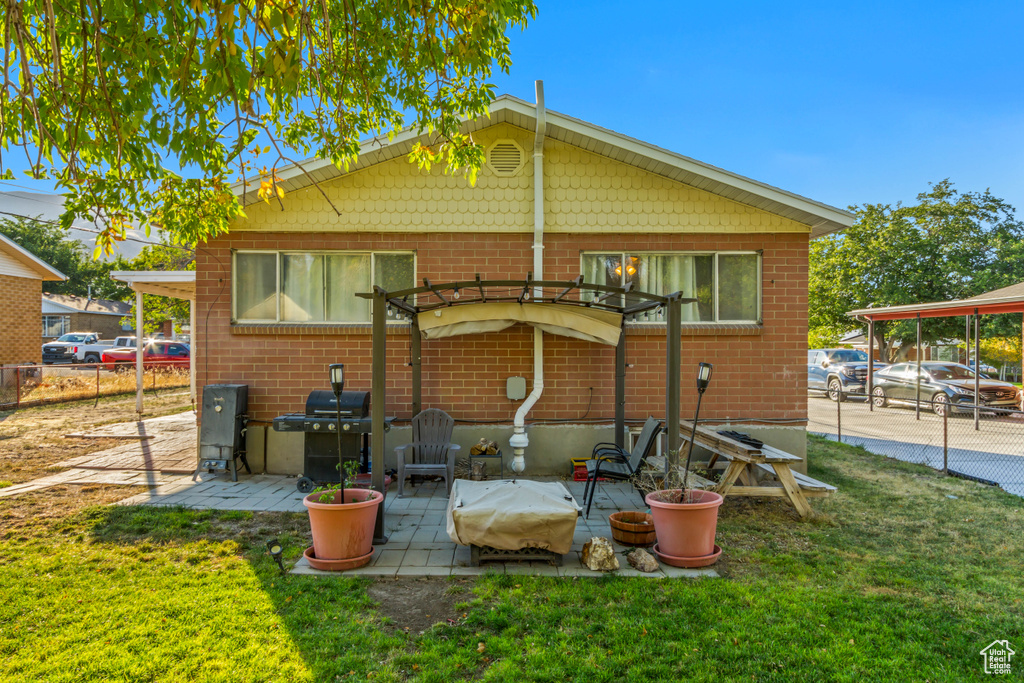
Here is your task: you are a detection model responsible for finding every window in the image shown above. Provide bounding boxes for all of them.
[233,251,415,323]
[166,343,189,357]
[43,315,69,337]
[581,251,760,323]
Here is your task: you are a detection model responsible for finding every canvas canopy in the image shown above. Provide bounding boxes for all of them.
[417,301,623,346]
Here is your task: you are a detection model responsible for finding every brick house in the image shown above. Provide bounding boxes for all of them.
[42,293,133,341]
[196,93,854,476]
[0,233,66,366]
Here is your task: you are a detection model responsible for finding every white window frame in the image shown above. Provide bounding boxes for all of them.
[580,250,762,324]
[232,250,416,324]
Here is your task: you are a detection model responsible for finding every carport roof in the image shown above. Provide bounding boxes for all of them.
[848,281,1024,321]
[110,270,195,299]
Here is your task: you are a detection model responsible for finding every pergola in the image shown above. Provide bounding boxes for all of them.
[356,276,695,543]
[848,281,1024,426]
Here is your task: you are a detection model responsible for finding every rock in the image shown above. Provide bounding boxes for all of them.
[581,537,620,572]
[627,548,659,573]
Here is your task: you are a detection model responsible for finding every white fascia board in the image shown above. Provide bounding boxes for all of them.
[0,233,67,280]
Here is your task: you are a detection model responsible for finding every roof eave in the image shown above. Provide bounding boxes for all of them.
[0,233,67,280]
[231,94,854,235]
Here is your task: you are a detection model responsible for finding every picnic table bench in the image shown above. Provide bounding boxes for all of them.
[676,421,836,518]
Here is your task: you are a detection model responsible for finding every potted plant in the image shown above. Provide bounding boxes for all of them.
[641,362,724,568]
[302,364,384,571]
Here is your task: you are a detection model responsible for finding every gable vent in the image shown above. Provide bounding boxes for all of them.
[487,140,525,176]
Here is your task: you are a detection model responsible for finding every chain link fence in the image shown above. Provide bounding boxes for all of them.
[808,389,1024,497]
[0,362,190,410]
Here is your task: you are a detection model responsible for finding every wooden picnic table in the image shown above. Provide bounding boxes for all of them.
[676,421,835,518]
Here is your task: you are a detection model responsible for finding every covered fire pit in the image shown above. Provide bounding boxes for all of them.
[446,479,582,565]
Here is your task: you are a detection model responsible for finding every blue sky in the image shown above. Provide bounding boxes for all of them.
[3,1,1023,215]
[488,0,1024,212]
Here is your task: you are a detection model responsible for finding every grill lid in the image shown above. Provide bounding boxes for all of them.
[305,390,370,418]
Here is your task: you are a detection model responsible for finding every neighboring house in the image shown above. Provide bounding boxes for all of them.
[196,93,855,475]
[42,293,133,341]
[0,233,65,365]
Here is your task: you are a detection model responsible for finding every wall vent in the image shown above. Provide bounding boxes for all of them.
[486,139,526,177]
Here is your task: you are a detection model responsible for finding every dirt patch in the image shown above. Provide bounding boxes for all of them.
[0,392,193,485]
[0,484,138,538]
[367,577,475,633]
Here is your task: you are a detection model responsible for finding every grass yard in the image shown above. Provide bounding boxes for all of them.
[1,435,1022,681]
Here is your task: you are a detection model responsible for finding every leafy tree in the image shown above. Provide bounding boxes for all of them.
[809,180,1024,361]
[0,215,133,298]
[0,0,536,252]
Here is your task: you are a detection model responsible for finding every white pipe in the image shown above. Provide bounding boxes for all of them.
[509,80,547,474]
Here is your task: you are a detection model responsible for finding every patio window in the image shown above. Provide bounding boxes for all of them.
[233,251,415,323]
[581,251,760,323]
[42,315,69,337]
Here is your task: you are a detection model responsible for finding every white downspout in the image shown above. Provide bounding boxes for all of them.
[509,80,546,474]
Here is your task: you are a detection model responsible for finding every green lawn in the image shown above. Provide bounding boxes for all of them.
[1,436,1022,681]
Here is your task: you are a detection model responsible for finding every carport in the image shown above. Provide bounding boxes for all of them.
[848,281,1024,425]
[109,270,196,413]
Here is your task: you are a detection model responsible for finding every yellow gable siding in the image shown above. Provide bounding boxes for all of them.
[235,123,534,232]
[234,123,809,234]
[544,139,808,233]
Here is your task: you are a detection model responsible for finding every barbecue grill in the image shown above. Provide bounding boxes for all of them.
[273,389,392,493]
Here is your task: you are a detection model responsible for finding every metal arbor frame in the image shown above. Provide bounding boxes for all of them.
[356,275,696,543]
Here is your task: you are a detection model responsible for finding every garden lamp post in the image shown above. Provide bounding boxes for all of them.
[682,362,713,496]
[329,363,346,498]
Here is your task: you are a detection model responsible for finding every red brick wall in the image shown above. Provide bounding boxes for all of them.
[0,273,42,365]
[195,231,808,423]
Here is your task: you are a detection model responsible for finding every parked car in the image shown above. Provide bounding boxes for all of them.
[101,341,191,371]
[42,334,138,364]
[808,348,883,402]
[870,362,1019,416]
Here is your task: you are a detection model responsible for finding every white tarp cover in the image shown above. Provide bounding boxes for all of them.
[446,479,582,555]
[417,302,623,346]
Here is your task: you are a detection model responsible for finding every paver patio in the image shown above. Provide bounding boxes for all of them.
[120,473,717,579]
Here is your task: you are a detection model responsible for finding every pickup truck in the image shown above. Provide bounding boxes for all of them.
[101,341,190,371]
[42,335,137,364]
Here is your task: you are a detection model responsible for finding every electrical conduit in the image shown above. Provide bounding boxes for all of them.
[509,80,546,474]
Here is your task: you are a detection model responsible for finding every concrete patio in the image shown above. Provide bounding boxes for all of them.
[119,473,718,579]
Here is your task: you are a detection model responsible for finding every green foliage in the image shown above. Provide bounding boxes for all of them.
[809,180,1024,360]
[0,0,537,251]
[0,215,132,298]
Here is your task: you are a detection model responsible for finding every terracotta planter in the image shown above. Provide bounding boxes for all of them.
[608,511,656,547]
[645,489,723,566]
[304,488,383,571]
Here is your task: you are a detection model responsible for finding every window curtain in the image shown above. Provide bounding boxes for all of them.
[635,254,703,321]
[582,253,622,304]
[235,252,278,320]
[282,254,325,322]
[325,254,370,321]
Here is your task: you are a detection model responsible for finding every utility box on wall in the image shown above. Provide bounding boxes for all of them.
[506,376,527,401]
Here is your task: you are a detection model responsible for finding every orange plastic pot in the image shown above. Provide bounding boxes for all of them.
[304,488,383,566]
[645,489,723,559]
